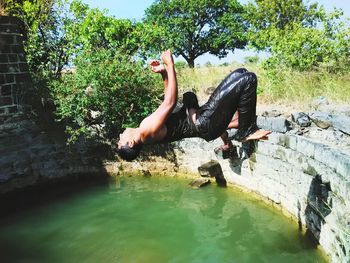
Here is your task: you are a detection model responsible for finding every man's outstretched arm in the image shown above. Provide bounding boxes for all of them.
[150,60,168,90]
[139,50,178,141]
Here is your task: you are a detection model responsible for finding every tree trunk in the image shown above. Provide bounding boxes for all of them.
[188,59,195,68]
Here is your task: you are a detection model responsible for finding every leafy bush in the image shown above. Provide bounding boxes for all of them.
[50,49,162,142]
[246,0,350,71]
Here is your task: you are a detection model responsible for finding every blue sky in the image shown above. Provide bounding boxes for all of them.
[81,0,350,64]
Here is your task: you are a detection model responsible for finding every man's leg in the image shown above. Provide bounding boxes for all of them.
[195,72,259,142]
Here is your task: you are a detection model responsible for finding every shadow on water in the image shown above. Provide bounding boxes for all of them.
[0,176,110,218]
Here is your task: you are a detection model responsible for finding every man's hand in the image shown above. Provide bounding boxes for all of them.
[161,50,174,66]
[150,59,165,74]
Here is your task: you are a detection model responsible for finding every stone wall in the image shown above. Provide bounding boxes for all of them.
[0,16,108,194]
[0,16,31,114]
[125,113,350,263]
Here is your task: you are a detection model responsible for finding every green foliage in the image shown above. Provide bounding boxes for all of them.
[6,0,70,87]
[244,55,259,64]
[51,49,162,141]
[66,0,164,60]
[144,0,247,68]
[174,61,188,70]
[246,0,350,71]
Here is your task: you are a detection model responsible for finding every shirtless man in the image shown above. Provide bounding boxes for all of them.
[117,50,271,161]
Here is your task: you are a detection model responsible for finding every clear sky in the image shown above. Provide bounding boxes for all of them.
[81,0,350,64]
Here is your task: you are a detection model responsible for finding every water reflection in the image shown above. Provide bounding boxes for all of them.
[0,175,327,263]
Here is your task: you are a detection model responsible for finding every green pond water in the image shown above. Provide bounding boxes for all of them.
[0,175,327,263]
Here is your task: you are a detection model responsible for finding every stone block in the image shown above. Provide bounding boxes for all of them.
[19,63,29,72]
[0,54,8,63]
[335,152,350,179]
[7,54,18,62]
[332,115,350,135]
[296,136,316,159]
[0,96,13,106]
[18,53,26,62]
[198,160,222,177]
[0,63,8,73]
[0,34,15,45]
[189,178,211,188]
[314,146,338,172]
[291,112,311,127]
[0,24,21,34]
[15,73,31,83]
[11,44,24,54]
[0,44,12,53]
[7,64,20,73]
[5,73,14,83]
[257,116,291,133]
[1,84,12,96]
[309,111,332,129]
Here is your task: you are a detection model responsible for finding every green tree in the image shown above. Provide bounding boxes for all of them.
[144,0,247,68]
[51,49,162,141]
[246,0,350,70]
[65,0,164,60]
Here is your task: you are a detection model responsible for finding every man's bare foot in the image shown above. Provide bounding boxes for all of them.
[242,129,272,142]
[214,144,231,153]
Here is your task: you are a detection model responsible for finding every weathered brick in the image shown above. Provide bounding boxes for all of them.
[18,53,26,62]
[0,25,21,34]
[0,96,13,106]
[0,54,8,63]
[296,136,316,158]
[1,84,12,96]
[19,63,29,72]
[15,73,31,83]
[0,17,25,29]
[0,34,15,45]
[7,54,18,62]
[0,44,12,53]
[11,44,24,54]
[5,74,14,83]
[0,63,9,73]
[7,64,20,73]
[0,74,5,84]
[6,105,18,114]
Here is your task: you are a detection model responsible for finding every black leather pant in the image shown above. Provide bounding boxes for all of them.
[194,68,258,141]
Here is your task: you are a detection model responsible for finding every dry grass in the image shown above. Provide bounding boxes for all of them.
[177,63,350,107]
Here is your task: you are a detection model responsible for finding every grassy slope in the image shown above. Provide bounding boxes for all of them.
[176,63,350,109]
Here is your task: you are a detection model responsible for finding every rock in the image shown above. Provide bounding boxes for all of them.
[312,96,329,108]
[261,110,282,118]
[257,116,291,133]
[198,160,222,177]
[332,116,350,135]
[214,145,239,160]
[309,112,332,129]
[198,161,227,187]
[291,112,311,127]
[189,178,211,188]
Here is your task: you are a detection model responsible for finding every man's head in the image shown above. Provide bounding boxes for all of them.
[117,128,143,161]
